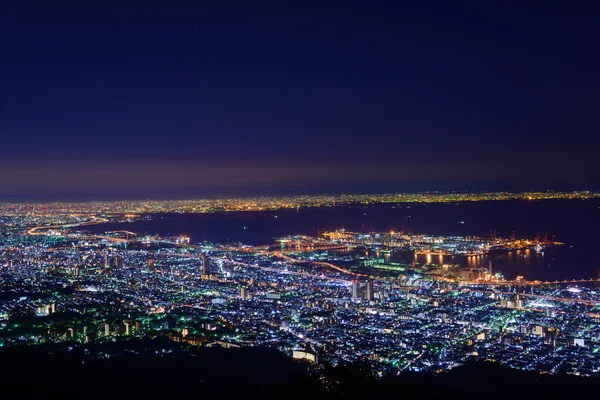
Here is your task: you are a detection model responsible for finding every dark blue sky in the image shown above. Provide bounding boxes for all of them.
[0,1,598,198]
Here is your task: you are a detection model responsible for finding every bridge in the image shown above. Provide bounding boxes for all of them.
[263,241,355,253]
[27,216,109,235]
[284,244,353,252]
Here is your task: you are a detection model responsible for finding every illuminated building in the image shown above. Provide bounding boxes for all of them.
[365,280,373,302]
[515,295,523,309]
[292,350,318,363]
[201,254,210,276]
[535,325,546,336]
[146,259,155,273]
[352,281,359,300]
[176,235,190,245]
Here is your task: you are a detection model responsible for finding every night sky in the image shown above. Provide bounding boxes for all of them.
[1,1,599,199]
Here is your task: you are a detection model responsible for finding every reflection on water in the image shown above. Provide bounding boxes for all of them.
[375,245,581,281]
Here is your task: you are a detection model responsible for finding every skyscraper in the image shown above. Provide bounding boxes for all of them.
[240,286,246,299]
[104,253,110,268]
[201,254,210,276]
[515,295,523,309]
[351,281,359,300]
[365,280,373,302]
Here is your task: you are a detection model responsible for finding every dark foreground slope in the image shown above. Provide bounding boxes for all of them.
[0,338,316,395]
[0,338,597,398]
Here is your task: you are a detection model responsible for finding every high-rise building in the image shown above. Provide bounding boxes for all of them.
[201,254,210,276]
[515,295,523,309]
[240,286,246,299]
[146,259,155,273]
[520,325,528,335]
[488,260,492,275]
[365,280,373,302]
[535,325,545,336]
[114,256,123,268]
[351,281,359,300]
[104,253,110,268]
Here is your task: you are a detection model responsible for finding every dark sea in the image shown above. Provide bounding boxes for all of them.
[89,199,600,281]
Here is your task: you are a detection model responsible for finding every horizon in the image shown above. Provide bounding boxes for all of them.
[0,188,596,204]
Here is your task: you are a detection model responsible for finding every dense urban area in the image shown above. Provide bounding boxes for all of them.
[1,192,599,383]
[0,190,597,216]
